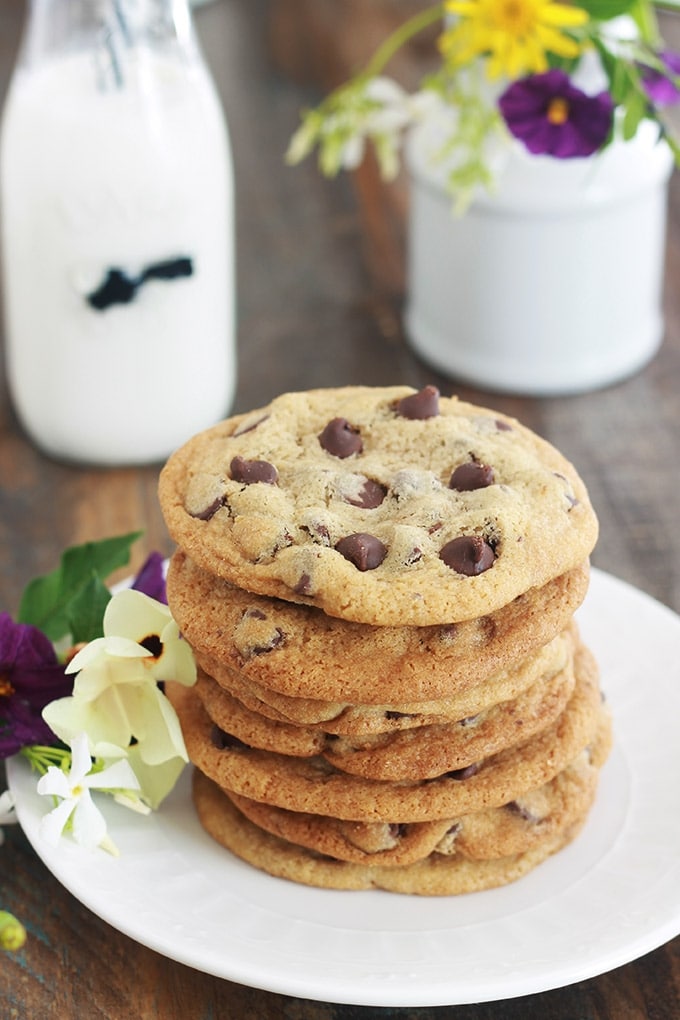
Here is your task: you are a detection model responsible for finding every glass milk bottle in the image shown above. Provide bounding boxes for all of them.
[0,0,235,464]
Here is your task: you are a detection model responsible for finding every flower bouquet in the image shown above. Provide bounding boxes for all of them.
[287,0,680,204]
[0,535,196,950]
[287,0,680,395]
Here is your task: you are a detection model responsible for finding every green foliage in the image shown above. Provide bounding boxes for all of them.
[17,532,142,643]
[576,0,636,19]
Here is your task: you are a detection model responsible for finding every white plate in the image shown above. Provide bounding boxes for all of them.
[8,568,680,1007]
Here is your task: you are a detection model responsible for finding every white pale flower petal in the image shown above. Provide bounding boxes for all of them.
[367,106,411,133]
[44,693,131,751]
[128,684,187,765]
[407,89,442,118]
[69,732,94,784]
[104,589,170,643]
[71,790,108,851]
[66,634,149,674]
[126,748,186,810]
[89,741,128,761]
[145,686,188,763]
[113,790,152,815]
[65,636,107,674]
[160,618,181,643]
[153,632,196,686]
[85,757,140,793]
[39,798,76,847]
[73,656,148,703]
[364,76,407,104]
[37,764,74,800]
[0,790,16,827]
[340,134,366,169]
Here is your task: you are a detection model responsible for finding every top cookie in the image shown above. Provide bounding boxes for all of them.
[158,385,598,626]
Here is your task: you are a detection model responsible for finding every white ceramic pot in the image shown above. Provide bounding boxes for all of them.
[405,120,673,395]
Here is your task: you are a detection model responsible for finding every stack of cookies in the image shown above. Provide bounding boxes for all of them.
[159,385,611,895]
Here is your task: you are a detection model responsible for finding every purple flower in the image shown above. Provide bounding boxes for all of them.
[131,552,167,604]
[641,51,680,109]
[499,69,614,158]
[0,613,72,757]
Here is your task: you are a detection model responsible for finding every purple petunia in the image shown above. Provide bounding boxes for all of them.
[641,50,680,109]
[0,613,72,757]
[131,551,167,604]
[499,69,614,159]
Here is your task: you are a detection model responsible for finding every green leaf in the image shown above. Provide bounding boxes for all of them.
[622,86,649,140]
[68,574,115,644]
[577,0,636,19]
[18,531,142,641]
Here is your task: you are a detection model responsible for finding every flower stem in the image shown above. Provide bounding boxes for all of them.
[20,744,71,776]
[632,0,660,46]
[363,4,445,80]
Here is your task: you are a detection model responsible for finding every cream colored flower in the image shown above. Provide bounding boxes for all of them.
[42,590,196,807]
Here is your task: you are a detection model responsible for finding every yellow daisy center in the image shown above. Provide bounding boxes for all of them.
[494,0,540,34]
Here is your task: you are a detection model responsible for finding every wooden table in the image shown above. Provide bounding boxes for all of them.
[2,1,680,1016]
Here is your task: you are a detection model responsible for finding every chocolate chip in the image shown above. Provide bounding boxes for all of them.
[505,800,540,823]
[249,628,285,655]
[301,520,331,545]
[396,385,440,420]
[233,413,269,436]
[388,823,408,840]
[318,418,363,458]
[438,624,457,645]
[479,616,497,641]
[445,762,481,780]
[293,572,313,596]
[243,607,267,620]
[403,547,423,566]
[449,461,495,491]
[230,455,278,485]
[439,535,496,576]
[335,533,387,571]
[345,478,387,509]
[495,419,513,431]
[190,496,224,521]
[210,725,249,750]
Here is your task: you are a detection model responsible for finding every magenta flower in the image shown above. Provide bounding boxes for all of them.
[641,51,680,109]
[131,551,167,604]
[499,69,614,158]
[0,613,72,757]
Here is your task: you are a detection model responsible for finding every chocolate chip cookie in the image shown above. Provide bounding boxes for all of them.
[159,386,598,626]
[166,549,589,703]
[166,641,606,823]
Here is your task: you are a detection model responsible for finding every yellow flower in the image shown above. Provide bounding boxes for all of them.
[441,0,589,79]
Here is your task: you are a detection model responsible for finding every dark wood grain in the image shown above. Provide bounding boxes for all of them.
[2,1,680,1016]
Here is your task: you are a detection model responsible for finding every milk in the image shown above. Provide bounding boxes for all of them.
[1,48,235,464]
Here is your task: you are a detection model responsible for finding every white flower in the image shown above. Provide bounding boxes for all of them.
[0,790,16,847]
[42,590,196,807]
[37,733,141,853]
[44,661,189,769]
[124,748,186,811]
[68,589,196,688]
[288,75,437,181]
